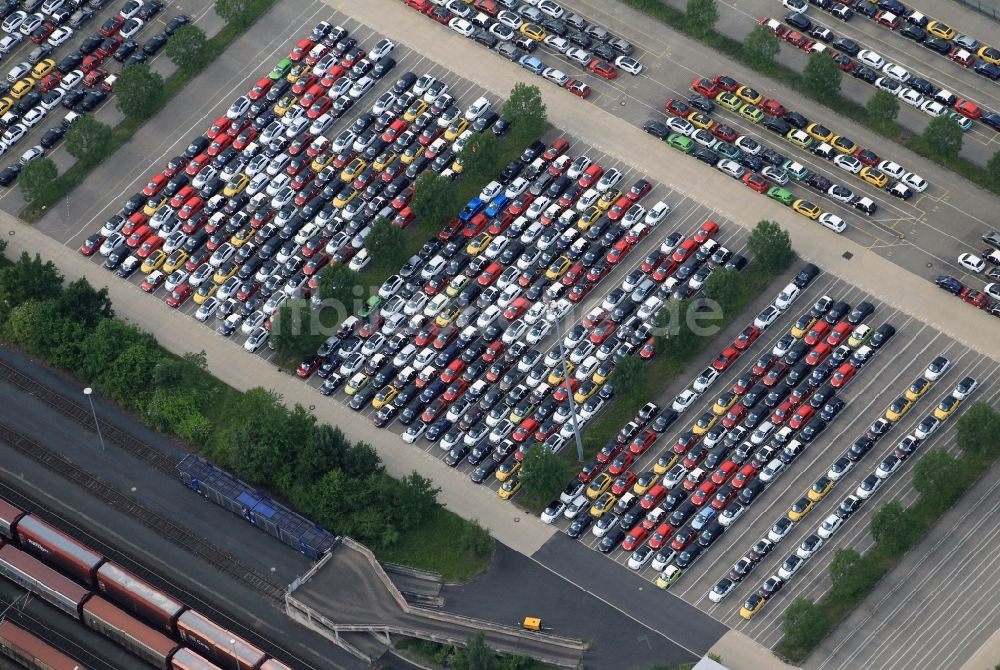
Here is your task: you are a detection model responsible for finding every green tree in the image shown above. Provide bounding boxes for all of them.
[365,216,405,268]
[610,354,646,396]
[782,598,827,650]
[871,500,918,554]
[0,251,64,321]
[18,158,59,205]
[955,402,1000,457]
[912,448,964,511]
[458,518,494,557]
[656,300,703,362]
[922,115,964,161]
[703,268,745,312]
[866,90,900,131]
[410,171,455,228]
[742,24,780,70]
[64,115,113,165]
[77,319,155,383]
[802,52,842,102]
[56,278,113,327]
[166,24,212,72]
[214,0,269,27]
[454,632,500,670]
[394,471,440,528]
[502,83,547,145]
[269,298,323,365]
[748,220,794,275]
[684,0,719,38]
[520,444,568,504]
[829,548,879,599]
[315,264,361,321]
[460,131,500,182]
[987,150,1000,188]
[102,343,158,406]
[294,424,350,484]
[115,64,164,119]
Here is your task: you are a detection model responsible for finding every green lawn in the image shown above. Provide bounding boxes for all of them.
[375,506,492,582]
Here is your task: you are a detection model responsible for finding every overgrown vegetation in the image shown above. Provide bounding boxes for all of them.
[776,402,1000,661]
[0,245,491,580]
[394,632,557,670]
[618,0,1000,194]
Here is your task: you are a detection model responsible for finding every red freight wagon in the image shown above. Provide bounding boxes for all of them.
[96,561,185,634]
[170,647,224,670]
[176,610,266,670]
[0,620,88,670]
[0,545,89,619]
[261,659,294,670]
[15,515,105,586]
[0,499,25,541]
[82,596,180,669]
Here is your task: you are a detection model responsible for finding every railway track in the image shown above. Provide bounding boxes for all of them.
[0,359,178,476]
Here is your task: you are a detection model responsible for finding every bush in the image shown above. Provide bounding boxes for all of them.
[18,158,59,205]
[866,90,900,130]
[955,402,1000,457]
[684,0,718,38]
[870,501,919,554]
[166,24,212,72]
[214,0,273,27]
[782,598,827,650]
[502,83,547,146]
[748,220,794,275]
[115,64,164,120]
[922,115,964,161]
[801,52,841,103]
[742,25,780,71]
[64,115,113,165]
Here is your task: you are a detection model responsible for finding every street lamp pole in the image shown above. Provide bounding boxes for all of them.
[547,302,585,463]
[82,388,106,452]
[230,639,240,670]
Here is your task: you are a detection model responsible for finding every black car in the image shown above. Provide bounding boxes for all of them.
[820,397,846,421]
[850,65,878,84]
[164,14,190,36]
[832,37,860,56]
[783,110,809,129]
[691,146,719,165]
[785,11,811,31]
[39,125,66,149]
[825,300,850,323]
[798,417,827,443]
[0,163,20,186]
[763,116,791,136]
[923,37,952,55]
[56,52,84,74]
[79,33,103,55]
[113,40,139,62]
[869,323,895,348]
[598,527,625,553]
[643,119,669,139]
[137,0,164,19]
[566,515,593,538]
[794,263,820,288]
[688,94,715,113]
[675,544,703,568]
[847,300,875,324]
[975,62,1000,81]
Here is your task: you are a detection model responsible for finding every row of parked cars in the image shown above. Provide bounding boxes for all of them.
[725,348,973,621]
[933,234,1000,316]
[0,0,188,185]
[399,0,642,101]
[777,4,1000,131]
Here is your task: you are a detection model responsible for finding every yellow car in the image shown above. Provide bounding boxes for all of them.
[934,394,961,420]
[979,45,1000,65]
[905,377,932,401]
[373,151,398,172]
[687,111,713,130]
[545,256,571,280]
[223,173,249,197]
[372,385,398,409]
[692,412,718,436]
[498,476,522,500]
[712,392,739,416]
[586,472,613,499]
[11,78,34,99]
[654,452,680,475]
[831,135,858,155]
[399,143,424,165]
[805,123,834,143]
[786,128,813,149]
[632,471,658,496]
[592,363,613,385]
[467,232,493,255]
[311,152,335,172]
[285,63,308,84]
[495,457,521,482]
[450,156,464,174]
[274,93,298,116]
[344,373,370,396]
[547,362,574,385]
[655,566,682,590]
[192,282,218,305]
[0,97,12,115]
[31,59,56,80]
[333,188,358,209]
[140,249,167,274]
[402,100,428,122]
[847,324,872,348]
[142,194,168,216]
[446,274,470,297]
[793,199,822,220]
[926,20,956,40]
[735,85,762,106]
[444,118,469,141]
[519,22,547,40]
[230,226,255,248]
[885,396,914,422]
[163,249,188,273]
[577,205,603,230]
[574,382,598,403]
[740,595,765,620]
[861,166,888,187]
[788,497,815,522]
[596,189,620,211]
[509,403,536,424]
[340,157,367,182]
[716,91,742,111]
[213,263,239,284]
[738,103,764,123]
[807,476,834,502]
[435,305,460,327]
[589,491,617,518]
[791,314,817,339]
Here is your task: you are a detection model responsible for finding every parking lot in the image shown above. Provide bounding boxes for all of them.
[21,0,1000,665]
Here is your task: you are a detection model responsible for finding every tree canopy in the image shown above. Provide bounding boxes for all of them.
[115,64,164,119]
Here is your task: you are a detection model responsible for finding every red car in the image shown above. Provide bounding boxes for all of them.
[672,431,699,456]
[788,405,816,430]
[627,179,652,201]
[742,173,771,193]
[296,355,322,378]
[770,400,794,426]
[504,297,531,320]
[664,98,691,117]
[762,361,789,386]
[125,224,152,248]
[142,173,168,197]
[671,239,698,263]
[805,342,832,366]
[292,74,319,96]
[671,528,698,552]
[414,324,440,347]
[960,287,989,308]
[543,138,570,161]
[606,196,632,221]
[248,77,272,100]
[99,15,125,36]
[611,471,638,496]
[710,486,737,511]
[651,260,678,282]
[307,97,332,119]
[733,325,761,350]
[288,38,314,62]
[136,235,164,259]
[606,239,633,265]
[79,233,103,256]
[713,346,740,371]
[648,523,673,550]
[566,79,591,98]
[477,262,503,286]
[381,118,408,143]
[629,429,657,455]
[578,164,605,188]
[760,99,785,116]
[825,321,854,347]
[691,479,718,506]
[442,379,468,403]
[710,123,738,142]
[141,272,165,292]
[693,220,719,243]
[640,338,655,359]
[804,320,831,345]
[591,320,617,346]
[954,98,983,119]
[711,461,738,485]
[165,284,193,308]
[854,147,880,167]
[722,405,748,429]
[622,525,648,551]
[830,362,858,388]
[713,74,740,92]
[691,77,720,98]
[588,59,618,79]
[607,450,634,476]
[440,360,466,384]
[731,464,758,489]
[641,484,667,509]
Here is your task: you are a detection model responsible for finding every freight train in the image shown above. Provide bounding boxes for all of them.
[0,497,293,670]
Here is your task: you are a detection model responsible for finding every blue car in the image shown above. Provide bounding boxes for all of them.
[691,507,717,531]
[934,275,964,295]
[485,194,509,217]
[518,55,545,75]
[459,197,484,222]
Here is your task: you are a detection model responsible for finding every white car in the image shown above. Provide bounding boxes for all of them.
[244,326,269,352]
[855,474,882,500]
[369,37,395,61]
[882,62,910,82]
[914,416,940,440]
[774,283,801,310]
[402,421,427,444]
[543,35,569,52]
[645,201,670,226]
[563,494,590,519]
[662,465,689,489]
[795,534,825,559]
[924,356,951,381]
[878,160,906,180]
[902,173,927,192]
[875,454,901,479]
[957,253,986,273]
[671,388,700,412]
[819,213,846,233]
[857,49,885,70]
[952,376,979,400]
[762,166,789,184]
[754,305,780,329]
[226,96,250,119]
[716,159,745,179]
[920,100,946,117]
[539,499,566,524]
[834,154,863,174]
[448,17,474,36]
[782,0,807,11]
[708,578,736,603]
[596,168,622,193]
[718,502,745,527]
[615,55,642,75]
[627,545,655,570]
[692,367,719,392]
[759,458,785,484]
[817,514,844,539]
[46,26,73,47]
[768,517,794,543]
[777,554,805,580]
[899,89,924,107]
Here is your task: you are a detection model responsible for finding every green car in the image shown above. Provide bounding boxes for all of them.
[667,133,693,153]
[767,186,795,206]
[782,160,810,180]
[786,128,813,149]
[358,295,382,318]
[268,57,293,80]
[947,111,974,132]
[738,103,764,123]
[716,91,742,112]
[656,565,682,589]
[714,141,740,160]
